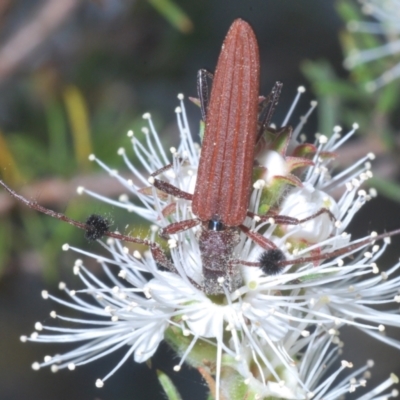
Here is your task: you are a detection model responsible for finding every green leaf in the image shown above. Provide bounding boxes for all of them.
[301,60,340,134]
[286,156,314,172]
[377,82,400,113]
[147,0,193,33]
[46,99,69,175]
[63,86,93,171]
[157,370,183,400]
[199,120,205,142]
[336,0,361,22]
[269,126,292,155]
[292,143,317,158]
[8,133,49,178]
[164,325,217,368]
[0,220,12,275]
[257,175,300,215]
[369,177,400,202]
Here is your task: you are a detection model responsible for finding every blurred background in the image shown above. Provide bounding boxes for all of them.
[0,0,400,399]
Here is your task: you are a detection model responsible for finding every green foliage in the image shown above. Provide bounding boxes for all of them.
[300,1,400,205]
[0,82,156,279]
[157,370,183,400]
[147,0,193,33]
[0,220,12,274]
[0,0,194,280]
[369,177,400,202]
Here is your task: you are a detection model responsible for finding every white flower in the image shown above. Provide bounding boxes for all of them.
[20,90,400,399]
[344,0,400,91]
[278,183,339,242]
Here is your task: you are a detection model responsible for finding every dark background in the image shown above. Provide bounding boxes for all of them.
[0,1,399,399]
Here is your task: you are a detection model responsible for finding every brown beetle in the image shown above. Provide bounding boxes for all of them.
[150,19,334,294]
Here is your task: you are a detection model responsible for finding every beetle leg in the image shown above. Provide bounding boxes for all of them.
[148,160,194,201]
[151,178,193,201]
[159,218,201,238]
[147,242,178,273]
[256,81,283,143]
[150,162,175,177]
[239,224,278,250]
[197,69,214,122]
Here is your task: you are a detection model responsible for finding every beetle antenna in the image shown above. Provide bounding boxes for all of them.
[277,229,400,267]
[0,179,155,247]
[242,229,400,271]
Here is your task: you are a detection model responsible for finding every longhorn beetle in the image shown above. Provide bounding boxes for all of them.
[148,19,336,294]
[1,19,400,295]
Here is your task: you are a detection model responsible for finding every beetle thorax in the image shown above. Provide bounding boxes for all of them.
[199,224,242,295]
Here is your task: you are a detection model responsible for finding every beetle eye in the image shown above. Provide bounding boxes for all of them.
[208,219,224,231]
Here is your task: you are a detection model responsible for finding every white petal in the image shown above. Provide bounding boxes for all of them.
[133,321,167,363]
[279,183,339,242]
[258,150,288,183]
[186,304,225,338]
